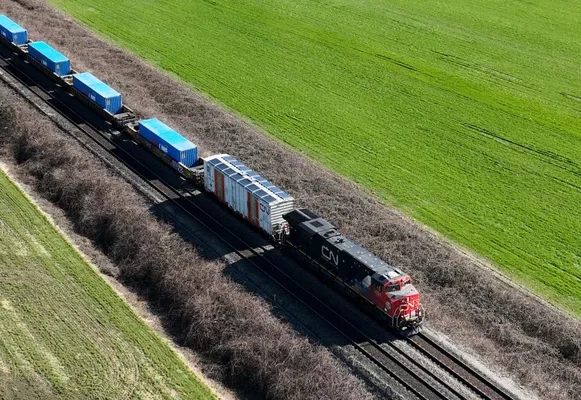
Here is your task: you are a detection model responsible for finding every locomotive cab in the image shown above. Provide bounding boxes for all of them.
[383,274,424,333]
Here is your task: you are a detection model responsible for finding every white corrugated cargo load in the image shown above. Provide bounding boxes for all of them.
[203,154,295,236]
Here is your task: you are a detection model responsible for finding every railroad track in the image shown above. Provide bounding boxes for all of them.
[408,333,516,400]
[0,47,518,400]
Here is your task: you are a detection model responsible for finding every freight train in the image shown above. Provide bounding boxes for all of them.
[0,15,425,334]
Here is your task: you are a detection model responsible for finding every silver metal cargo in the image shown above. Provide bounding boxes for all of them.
[203,154,295,236]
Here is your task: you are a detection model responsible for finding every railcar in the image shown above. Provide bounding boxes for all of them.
[66,71,136,126]
[0,16,136,127]
[124,120,204,182]
[203,154,295,239]
[283,209,424,334]
[0,14,425,334]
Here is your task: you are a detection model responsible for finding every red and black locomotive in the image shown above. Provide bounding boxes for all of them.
[283,209,424,334]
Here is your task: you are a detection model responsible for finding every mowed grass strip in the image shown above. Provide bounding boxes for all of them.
[49,0,581,314]
[0,170,215,399]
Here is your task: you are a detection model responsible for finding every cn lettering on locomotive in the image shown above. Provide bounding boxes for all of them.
[321,245,339,266]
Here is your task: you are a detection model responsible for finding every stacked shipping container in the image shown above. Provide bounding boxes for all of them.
[28,41,71,76]
[0,15,27,46]
[72,72,123,114]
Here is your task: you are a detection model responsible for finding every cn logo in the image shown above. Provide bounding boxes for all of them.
[321,246,339,266]
[159,144,168,153]
[259,203,270,215]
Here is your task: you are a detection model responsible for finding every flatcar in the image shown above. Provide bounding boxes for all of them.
[0,14,424,334]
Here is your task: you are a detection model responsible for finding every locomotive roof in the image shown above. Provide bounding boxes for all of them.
[327,234,402,279]
[289,208,404,280]
[205,154,293,204]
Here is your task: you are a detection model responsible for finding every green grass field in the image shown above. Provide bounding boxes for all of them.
[0,170,215,399]
[49,0,581,314]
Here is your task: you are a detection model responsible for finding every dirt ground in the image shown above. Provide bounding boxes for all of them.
[1,1,580,399]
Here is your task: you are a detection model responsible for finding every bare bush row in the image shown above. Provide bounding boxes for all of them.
[0,91,371,400]
[2,1,580,398]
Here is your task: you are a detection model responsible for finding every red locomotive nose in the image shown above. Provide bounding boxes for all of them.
[384,276,422,318]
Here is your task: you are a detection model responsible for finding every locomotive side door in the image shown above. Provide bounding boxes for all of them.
[214,172,225,202]
[370,274,387,309]
[247,193,259,227]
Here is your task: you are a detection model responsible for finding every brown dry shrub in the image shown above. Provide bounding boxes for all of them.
[0,96,371,400]
[10,0,36,11]
[2,1,581,398]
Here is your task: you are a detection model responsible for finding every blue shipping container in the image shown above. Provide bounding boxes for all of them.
[28,41,71,76]
[138,119,198,167]
[0,15,28,45]
[72,72,122,114]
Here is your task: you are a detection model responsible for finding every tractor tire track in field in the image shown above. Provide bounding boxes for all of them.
[462,123,581,177]
[0,186,173,399]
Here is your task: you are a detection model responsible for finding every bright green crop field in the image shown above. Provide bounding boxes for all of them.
[0,170,215,399]
[49,0,581,314]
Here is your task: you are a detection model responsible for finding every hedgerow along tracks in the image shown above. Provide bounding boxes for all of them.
[0,46,519,400]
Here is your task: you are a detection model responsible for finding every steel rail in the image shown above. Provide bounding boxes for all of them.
[409,333,517,400]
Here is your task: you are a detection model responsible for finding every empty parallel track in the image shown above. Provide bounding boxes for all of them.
[408,333,516,400]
